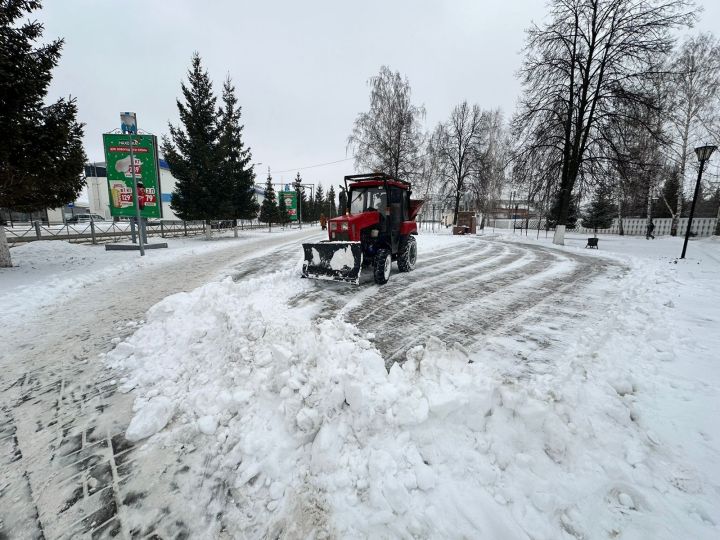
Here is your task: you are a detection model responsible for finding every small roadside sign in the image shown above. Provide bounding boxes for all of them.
[120,112,137,134]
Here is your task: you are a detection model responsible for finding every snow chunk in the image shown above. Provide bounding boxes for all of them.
[329,245,357,270]
[197,415,217,435]
[125,397,174,442]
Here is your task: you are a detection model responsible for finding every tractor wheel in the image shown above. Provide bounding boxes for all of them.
[373,248,392,285]
[397,236,417,272]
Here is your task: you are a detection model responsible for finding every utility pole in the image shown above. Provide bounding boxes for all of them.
[121,112,144,256]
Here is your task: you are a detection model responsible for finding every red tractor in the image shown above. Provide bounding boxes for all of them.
[302,173,424,285]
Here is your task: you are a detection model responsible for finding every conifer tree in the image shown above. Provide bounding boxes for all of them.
[218,76,258,221]
[0,0,86,267]
[327,185,337,217]
[581,187,616,236]
[656,171,682,218]
[259,174,278,230]
[314,184,325,220]
[163,53,221,221]
[299,188,310,223]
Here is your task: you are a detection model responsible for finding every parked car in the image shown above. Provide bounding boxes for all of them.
[66,213,107,223]
[210,220,235,229]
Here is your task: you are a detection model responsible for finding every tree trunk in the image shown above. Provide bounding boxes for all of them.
[646,180,653,233]
[205,220,212,240]
[672,114,692,236]
[553,184,572,245]
[617,197,625,236]
[0,225,12,267]
[453,182,461,226]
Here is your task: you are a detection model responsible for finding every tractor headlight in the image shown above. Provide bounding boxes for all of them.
[341,222,349,231]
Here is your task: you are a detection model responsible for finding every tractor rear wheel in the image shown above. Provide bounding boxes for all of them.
[397,236,417,272]
[373,248,392,285]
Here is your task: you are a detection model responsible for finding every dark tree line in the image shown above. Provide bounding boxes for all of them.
[258,172,338,228]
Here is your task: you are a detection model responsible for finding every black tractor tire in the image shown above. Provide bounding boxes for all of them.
[397,236,417,272]
[373,248,392,285]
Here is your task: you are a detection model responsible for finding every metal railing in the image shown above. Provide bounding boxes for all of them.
[3,220,270,245]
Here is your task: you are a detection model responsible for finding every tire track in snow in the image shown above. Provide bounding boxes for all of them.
[286,241,499,313]
[323,239,618,368]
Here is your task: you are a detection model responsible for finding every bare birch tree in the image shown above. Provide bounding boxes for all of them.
[469,109,509,217]
[432,102,489,225]
[348,66,425,180]
[665,32,720,235]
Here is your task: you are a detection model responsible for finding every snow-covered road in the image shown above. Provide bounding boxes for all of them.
[2,231,718,539]
[294,238,616,367]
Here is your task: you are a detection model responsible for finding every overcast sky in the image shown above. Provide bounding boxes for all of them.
[38,0,719,192]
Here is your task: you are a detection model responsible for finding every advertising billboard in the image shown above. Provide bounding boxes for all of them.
[103,133,162,218]
[280,190,298,221]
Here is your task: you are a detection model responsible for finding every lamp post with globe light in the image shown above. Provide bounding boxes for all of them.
[681,144,717,259]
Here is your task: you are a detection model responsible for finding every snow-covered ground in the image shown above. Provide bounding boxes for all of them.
[96,232,719,538]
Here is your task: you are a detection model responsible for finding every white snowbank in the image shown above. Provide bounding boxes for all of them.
[106,235,720,539]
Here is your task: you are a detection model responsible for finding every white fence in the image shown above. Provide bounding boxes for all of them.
[576,217,717,237]
[483,216,717,237]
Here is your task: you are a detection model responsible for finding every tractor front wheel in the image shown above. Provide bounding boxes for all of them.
[397,236,417,272]
[373,248,392,285]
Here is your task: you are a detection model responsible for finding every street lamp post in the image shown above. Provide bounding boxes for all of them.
[681,144,717,259]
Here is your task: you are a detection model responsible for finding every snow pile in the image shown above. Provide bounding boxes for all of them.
[106,251,719,538]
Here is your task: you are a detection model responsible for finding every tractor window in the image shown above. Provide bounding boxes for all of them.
[349,188,386,214]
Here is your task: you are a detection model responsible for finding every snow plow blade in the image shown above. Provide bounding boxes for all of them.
[302,241,364,284]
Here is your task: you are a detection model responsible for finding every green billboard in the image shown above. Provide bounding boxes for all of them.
[102,133,162,218]
[280,190,298,221]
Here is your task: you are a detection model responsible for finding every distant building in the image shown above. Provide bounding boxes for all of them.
[1,204,90,225]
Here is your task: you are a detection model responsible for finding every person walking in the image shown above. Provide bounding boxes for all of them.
[646,218,655,240]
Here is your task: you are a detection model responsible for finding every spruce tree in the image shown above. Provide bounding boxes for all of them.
[299,188,310,223]
[277,192,290,226]
[327,185,337,217]
[314,184,325,220]
[0,0,86,267]
[293,172,310,223]
[656,171,681,218]
[581,187,616,235]
[218,76,258,221]
[259,174,278,230]
[163,53,221,221]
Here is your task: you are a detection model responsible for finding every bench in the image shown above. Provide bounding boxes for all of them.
[586,237,598,249]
